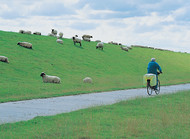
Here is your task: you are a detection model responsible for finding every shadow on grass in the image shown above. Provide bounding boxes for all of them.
[74,44,84,49]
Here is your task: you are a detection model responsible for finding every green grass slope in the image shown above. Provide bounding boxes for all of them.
[0,30,190,102]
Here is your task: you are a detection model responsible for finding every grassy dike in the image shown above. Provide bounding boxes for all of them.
[0,30,190,102]
[0,90,189,138]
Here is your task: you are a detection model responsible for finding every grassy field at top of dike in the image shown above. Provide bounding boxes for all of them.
[0,30,190,102]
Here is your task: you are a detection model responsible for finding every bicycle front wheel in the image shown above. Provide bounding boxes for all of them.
[155,80,160,95]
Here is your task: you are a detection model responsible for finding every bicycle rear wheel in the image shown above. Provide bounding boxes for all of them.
[147,81,152,95]
[155,80,160,95]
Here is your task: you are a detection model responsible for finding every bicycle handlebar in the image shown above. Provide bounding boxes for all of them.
[157,71,162,75]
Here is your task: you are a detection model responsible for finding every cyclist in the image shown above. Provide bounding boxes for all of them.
[147,58,162,90]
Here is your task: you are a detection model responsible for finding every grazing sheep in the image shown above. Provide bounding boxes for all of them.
[40,72,61,83]
[19,30,25,34]
[82,35,93,39]
[154,48,165,51]
[122,45,132,50]
[57,32,63,39]
[48,33,54,37]
[82,35,92,42]
[0,56,9,63]
[96,42,104,50]
[19,30,31,34]
[148,47,154,49]
[127,46,132,50]
[56,39,63,44]
[51,29,57,36]
[17,42,32,49]
[112,42,118,45]
[131,45,148,48]
[108,41,118,45]
[95,40,101,42]
[83,77,92,83]
[83,37,91,42]
[33,32,41,35]
[24,31,32,34]
[72,36,82,46]
[120,45,128,52]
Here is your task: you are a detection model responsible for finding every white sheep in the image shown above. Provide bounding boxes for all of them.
[33,32,41,35]
[120,46,128,52]
[122,45,132,50]
[108,41,118,45]
[72,36,82,46]
[82,35,92,42]
[0,56,9,63]
[19,30,25,34]
[51,29,57,36]
[48,33,55,37]
[96,42,104,50]
[56,39,63,44]
[58,32,63,39]
[95,40,101,42]
[82,35,93,39]
[24,31,32,34]
[83,37,91,42]
[40,72,61,83]
[19,30,31,34]
[127,46,132,49]
[17,42,32,49]
[83,77,92,83]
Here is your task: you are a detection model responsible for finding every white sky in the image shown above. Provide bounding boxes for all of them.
[0,0,190,52]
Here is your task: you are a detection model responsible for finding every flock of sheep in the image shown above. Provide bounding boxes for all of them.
[7,28,175,84]
[1,28,183,84]
[1,29,99,84]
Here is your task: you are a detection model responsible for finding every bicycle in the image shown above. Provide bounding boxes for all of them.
[146,72,161,95]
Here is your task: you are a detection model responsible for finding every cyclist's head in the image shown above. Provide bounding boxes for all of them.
[151,58,156,61]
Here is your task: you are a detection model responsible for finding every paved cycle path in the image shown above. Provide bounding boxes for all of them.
[0,83,190,124]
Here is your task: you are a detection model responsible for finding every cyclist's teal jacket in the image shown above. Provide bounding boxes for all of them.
[147,61,162,75]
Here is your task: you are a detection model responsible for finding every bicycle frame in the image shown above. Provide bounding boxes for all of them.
[146,73,161,95]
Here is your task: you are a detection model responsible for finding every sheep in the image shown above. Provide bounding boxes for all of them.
[40,72,61,83]
[122,45,132,50]
[83,77,92,83]
[82,35,93,42]
[0,56,9,63]
[120,45,128,52]
[108,41,118,45]
[95,40,101,42]
[131,45,148,48]
[19,30,31,34]
[83,37,91,42]
[148,47,154,49]
[127,46,132,50]
[72,36,82,46]
[48,33,54,37]
[19,30,25,34]
[154,48,165,51]
[82,35,93,39]
[33,32,41,35]
[24,31,32,34]
[56,39,63,44]
[57,32,63,39]
[96,42,104,50]
[112,42,118,45]
[51,29,57,36]
[17,42,32,49]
